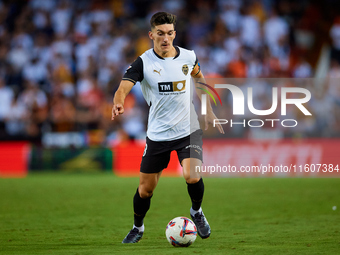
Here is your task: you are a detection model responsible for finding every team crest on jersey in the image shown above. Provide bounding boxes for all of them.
[182,64,189,75]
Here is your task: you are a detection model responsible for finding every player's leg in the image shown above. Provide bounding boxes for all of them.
[182,157,203,208]
[122,171,161,244]
[182,158,211,239]
[176,129,210,239]
[122,137,171,243]
[134,171,162,228]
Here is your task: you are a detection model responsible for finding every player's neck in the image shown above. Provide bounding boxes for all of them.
[154,46,177,58]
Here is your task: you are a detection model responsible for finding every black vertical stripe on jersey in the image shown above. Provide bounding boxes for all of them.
[122,57,144,84]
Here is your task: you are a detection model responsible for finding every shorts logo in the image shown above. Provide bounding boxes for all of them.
[185,144,202,151]
[182,64,188,75]
[158,80,186,92]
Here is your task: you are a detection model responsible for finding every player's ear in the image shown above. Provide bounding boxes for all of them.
[148,31,154,40]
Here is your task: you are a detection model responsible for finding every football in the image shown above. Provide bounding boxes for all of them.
[165,216,197,247]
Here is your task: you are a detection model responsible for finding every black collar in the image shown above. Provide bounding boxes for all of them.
[153,46,180,60]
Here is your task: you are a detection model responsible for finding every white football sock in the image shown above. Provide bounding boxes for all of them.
[190,207,202,215]
[133,224,144,232]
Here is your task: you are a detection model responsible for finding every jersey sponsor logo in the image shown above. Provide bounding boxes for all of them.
[158,80,186,92]
[182,64,189,75]
[153,69,162,75]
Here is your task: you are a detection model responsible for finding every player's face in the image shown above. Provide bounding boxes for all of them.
[149,24,176,56]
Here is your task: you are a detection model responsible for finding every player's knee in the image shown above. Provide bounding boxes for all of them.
[184,174,200,184]
[138,186,153,199]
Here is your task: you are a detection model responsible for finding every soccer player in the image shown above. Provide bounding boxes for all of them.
[112,12,224,243]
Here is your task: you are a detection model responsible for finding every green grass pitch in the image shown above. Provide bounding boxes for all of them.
[0,173,339,254]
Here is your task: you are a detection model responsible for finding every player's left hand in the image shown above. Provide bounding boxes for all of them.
[205,110,225,134]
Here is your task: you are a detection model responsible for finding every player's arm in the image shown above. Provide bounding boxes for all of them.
[112,80,135,120]
[112,57,144,120]
[191,64,225,134]
[191,64,213,113]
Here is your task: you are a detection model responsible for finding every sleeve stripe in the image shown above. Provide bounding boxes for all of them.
[192,68,200,77]
[192,64,201,76]
[122,78,137,84]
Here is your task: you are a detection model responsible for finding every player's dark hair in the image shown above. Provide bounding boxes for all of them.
[150,12,176,29]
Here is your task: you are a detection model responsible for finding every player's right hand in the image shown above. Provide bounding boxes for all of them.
[205,110,225,134]
[112,104,124,120]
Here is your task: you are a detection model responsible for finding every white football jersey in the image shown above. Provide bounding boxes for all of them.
[123,46,200,141]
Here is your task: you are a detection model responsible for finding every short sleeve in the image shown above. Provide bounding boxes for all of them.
[191,50,200,76]
[191,50,198,68]
[122,57,144,84]
[193,56,198,69]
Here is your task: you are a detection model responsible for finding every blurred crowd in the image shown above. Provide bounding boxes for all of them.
[0,0,340,144]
